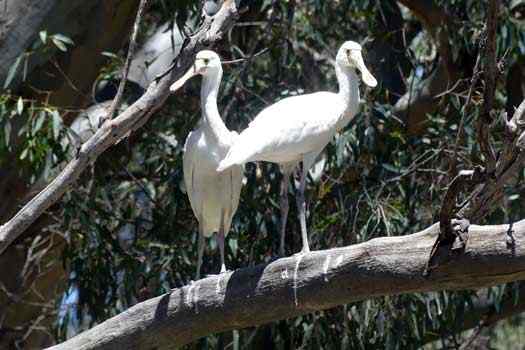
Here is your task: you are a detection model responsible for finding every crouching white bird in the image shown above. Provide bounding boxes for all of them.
[217,41,377,256]
[170,50,243,279]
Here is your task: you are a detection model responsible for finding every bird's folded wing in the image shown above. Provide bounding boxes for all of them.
[230,92,342,163]
[183,131,201,219]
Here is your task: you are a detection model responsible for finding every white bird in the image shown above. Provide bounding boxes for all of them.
[170,50,243,279]
[217,41,377,256]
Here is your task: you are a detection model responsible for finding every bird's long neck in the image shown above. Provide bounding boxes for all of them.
[200,69,230,145]
[336,64,360,128]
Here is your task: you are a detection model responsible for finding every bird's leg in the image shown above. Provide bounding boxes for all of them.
[296,164,310,254]
[195,224,205,281]
[279,172,290,257]
[217,224,226,273]
[218,210,227,274]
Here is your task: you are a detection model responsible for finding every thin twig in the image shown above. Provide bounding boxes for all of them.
[104,0,150,124]
[222,47,270,65]
[450,54,482,175]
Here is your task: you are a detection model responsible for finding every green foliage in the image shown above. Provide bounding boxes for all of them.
[0,95,68,182]
[4,31,74,88]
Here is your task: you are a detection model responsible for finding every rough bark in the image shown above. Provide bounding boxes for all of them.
[0,0,240,256]
[48,219,525,350]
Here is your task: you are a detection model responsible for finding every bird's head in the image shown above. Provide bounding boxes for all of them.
[169,50,222,92]
[336,41,377,88]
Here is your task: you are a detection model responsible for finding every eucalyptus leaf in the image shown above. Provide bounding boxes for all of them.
[4,55,22,89]
[4,119,11,147]
[52,110,63,139]
[39,30,48,44]
[17,97,24,115]
[52,37,68,52]
[33,111,47,134]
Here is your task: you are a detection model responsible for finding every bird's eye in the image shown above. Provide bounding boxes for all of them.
[203,58,210,65]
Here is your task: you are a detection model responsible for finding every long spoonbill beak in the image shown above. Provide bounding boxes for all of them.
[169,64,198,92]
[351,52,377,88]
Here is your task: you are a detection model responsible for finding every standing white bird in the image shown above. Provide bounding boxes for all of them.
[170,50,243,279]
[217,41,377,256]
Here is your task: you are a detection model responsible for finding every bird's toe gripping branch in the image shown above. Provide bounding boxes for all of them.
[423,167,488,277]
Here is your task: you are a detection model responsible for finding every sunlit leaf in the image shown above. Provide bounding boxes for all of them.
[52,110,63,139]
[4,55,22,89]
[17,97,24,115]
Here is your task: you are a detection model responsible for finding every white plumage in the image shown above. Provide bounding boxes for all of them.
[217,41,377,256]
[171,50,243,279]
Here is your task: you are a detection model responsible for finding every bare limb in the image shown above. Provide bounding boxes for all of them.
[48,219,525,350]
[0,0,240,256]
[104,0,150,124]
[477,0,499,171]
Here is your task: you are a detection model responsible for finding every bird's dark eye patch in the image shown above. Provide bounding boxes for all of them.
[203,58,210,65]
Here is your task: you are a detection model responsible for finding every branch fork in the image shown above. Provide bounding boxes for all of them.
[424,167,488,276]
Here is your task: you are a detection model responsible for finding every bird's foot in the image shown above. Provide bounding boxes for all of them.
[292,247,311,257]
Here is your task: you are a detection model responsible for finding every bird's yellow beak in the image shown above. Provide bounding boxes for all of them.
[349,51,377,88]
[169,63,198,92]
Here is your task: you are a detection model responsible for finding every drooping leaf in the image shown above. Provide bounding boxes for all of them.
[39,30,48,44]
[17,97,24,115]
[51,110,63,139]
[33,110,47,134]
[4,55,22,89]
[4,119,11,147]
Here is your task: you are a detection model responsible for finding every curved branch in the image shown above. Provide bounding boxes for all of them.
[0,0,240,255]
[48,219,525,349]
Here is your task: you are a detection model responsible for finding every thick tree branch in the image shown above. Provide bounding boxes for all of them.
[48,219,525,350]
[0,0,239,256]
